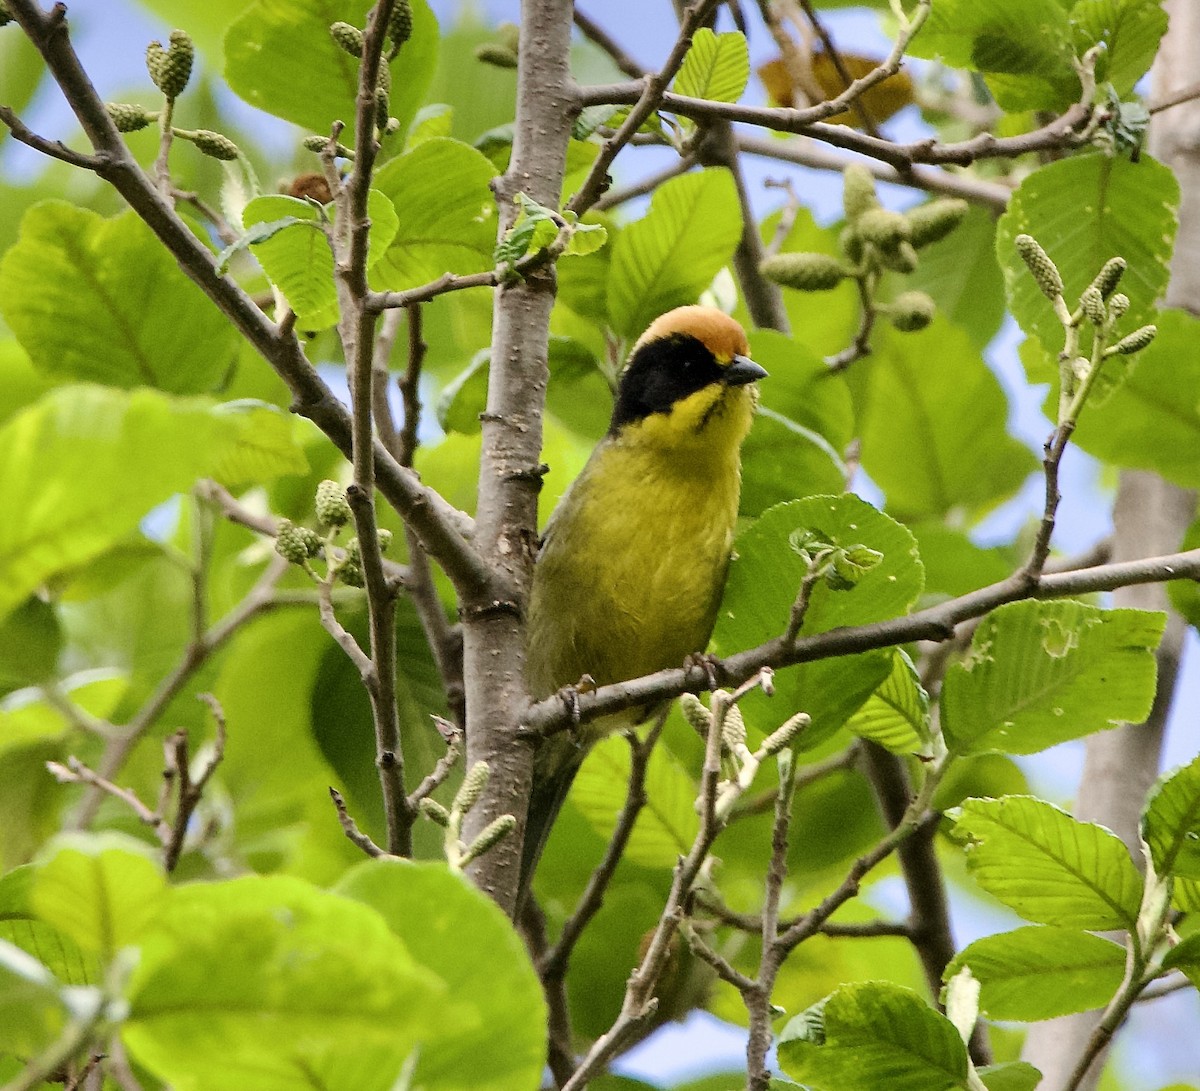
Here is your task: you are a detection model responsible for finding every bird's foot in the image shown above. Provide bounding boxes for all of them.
[556,674,596,747]
[684,652,724,693]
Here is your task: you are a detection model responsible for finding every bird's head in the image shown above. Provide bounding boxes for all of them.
[609,306,767,454]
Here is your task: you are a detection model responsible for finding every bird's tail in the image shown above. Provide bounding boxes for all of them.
[516,739,585,914]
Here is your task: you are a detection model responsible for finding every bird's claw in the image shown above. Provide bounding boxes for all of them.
[685,652,724,693]
[556,674,596,747]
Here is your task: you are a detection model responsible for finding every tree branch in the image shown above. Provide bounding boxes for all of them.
[567,0,725,217]
[521,545,1200,737]
[5,0,489,601]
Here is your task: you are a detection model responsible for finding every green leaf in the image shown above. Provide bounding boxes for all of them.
[240,191,398,329]
[0,938,68,1055]
[749,329,854,454]
[208,400,309,486]
[608,169,742,339]
[371,137,499,291]
[844,650,932,756]
[225,0,438,145]
[1070,310,1200,487]
[1142,754,1200,880]
[0,32,46,152]
[0,386,305,622]
[673,29,750,104]
[952,796,1144,930]
[941,600,1164,755]
[0,865,100,988]
[910,523,1013,601]
[123,876,447,1091]
[740,408,847,516]
[1070,0,1168,97]
[858,320,1037,522]
[336,860,546,1091]
[31,834,165,959]
[778,981,969,1091]
[997,154,1178,392]
[406,103,454,150]
[1169,514,1200,626]
[977,1062,1043,1091]
[571,734,696,867]
[0,203,237,393]
[1161,931,1200,989]
[907,0,1077,111]
[715,496,923,747]
[947,926,1126,1020]
[0,597,61,696]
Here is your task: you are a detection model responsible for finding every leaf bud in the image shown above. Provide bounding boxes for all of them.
[463,814,518,863]
[680,693,712,738]
[762,712,811,756]
[338,561,365,587]
[275,519,315,565]
[329,20,364,57]
[106,103,155,133]
[759,252,847,292]
[375,85,391,130]
[1080,285,1106,325]
[496,22,521,52]
[720,701,747,753]
[838,226,864,264]
[855,208,911,250]
[842,164,879,222]
[1088,256,1126,300]
[146,30,194,99]
[474,43,520,68]
[302,135,354,159]
[388,0,413,48]
[879,240,919,274]
[191,129,239,161]
[906,198,968,249]
[315,479,352,528]
[1014,234,1064,300]
[419,797,450,827]
[889,290,936,332]
[1109,325,1157,355]
[454,760,490,814]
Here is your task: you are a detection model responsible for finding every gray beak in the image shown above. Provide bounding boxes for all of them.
[724,354,768,386]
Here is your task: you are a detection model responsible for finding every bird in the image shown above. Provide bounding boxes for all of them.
[520,304,767,903]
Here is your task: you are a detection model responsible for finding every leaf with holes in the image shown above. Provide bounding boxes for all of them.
[941,600,1164,756]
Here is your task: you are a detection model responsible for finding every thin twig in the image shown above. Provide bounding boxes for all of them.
[593,156,696,211]
[70,556,288,828]
[736,132,1013,210]
[797,0,881,135]
[329,787,388,857]
[573,8,646,79]
[540,715,667,981]
[0,104,102,168]
[567,0,725,217]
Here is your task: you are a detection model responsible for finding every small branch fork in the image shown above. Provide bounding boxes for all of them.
[49,694,229,873]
